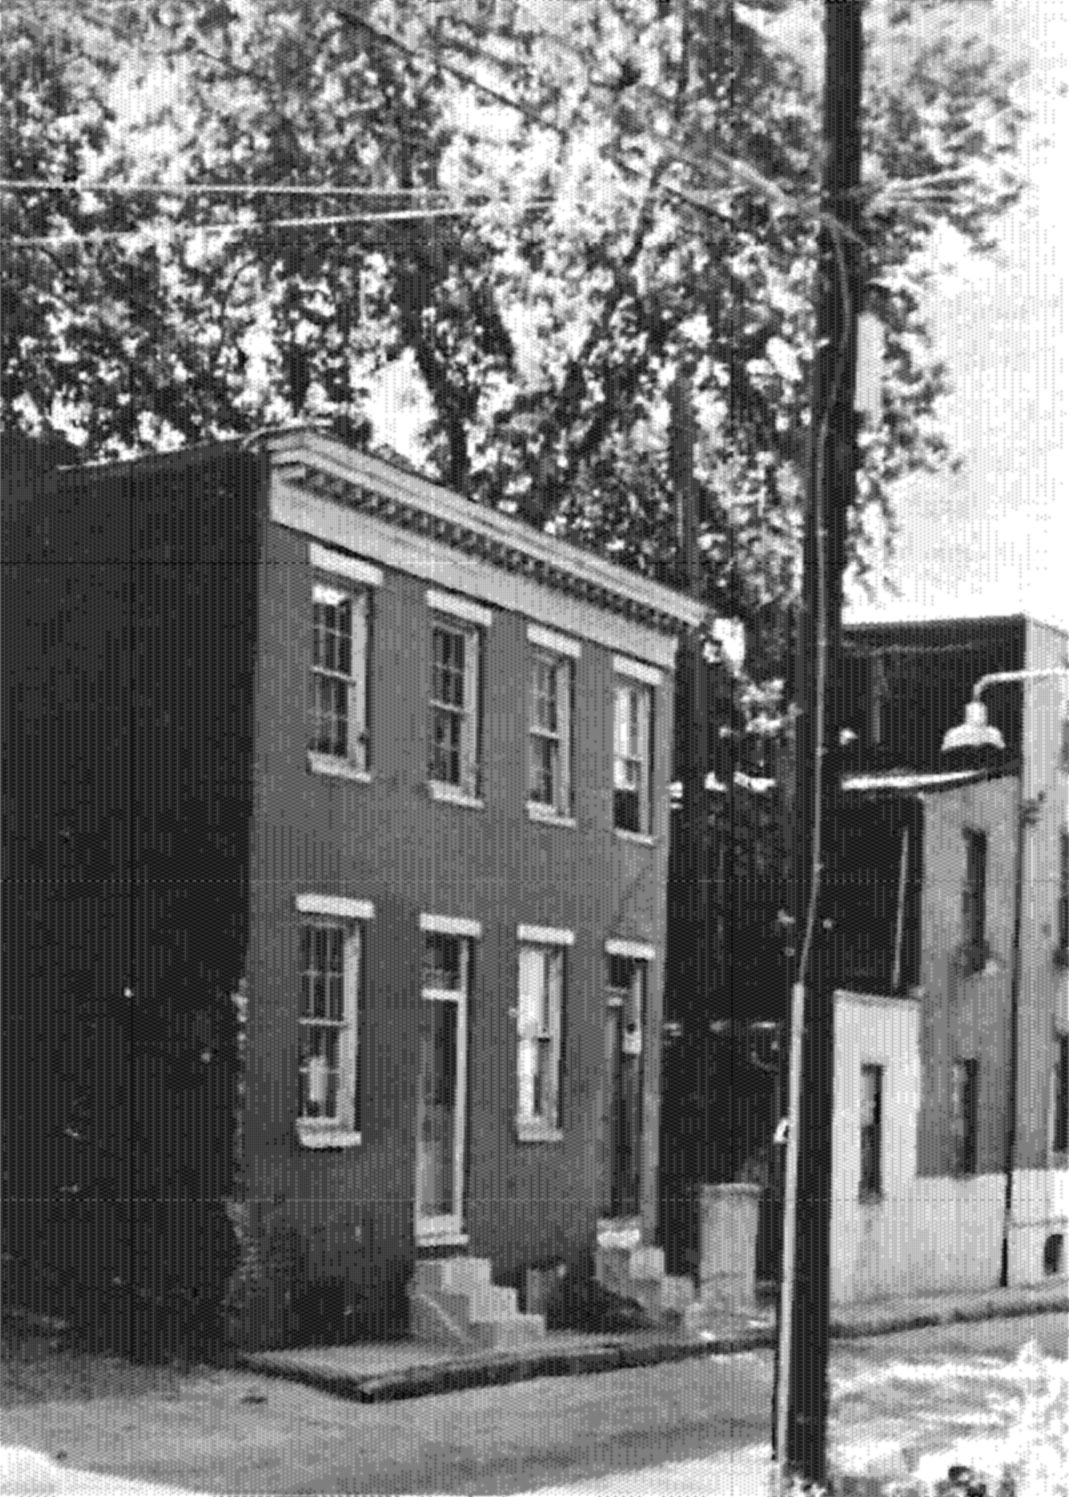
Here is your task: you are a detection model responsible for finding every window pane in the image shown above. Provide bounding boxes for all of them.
[423,932,462,990]
[529,736,555,803]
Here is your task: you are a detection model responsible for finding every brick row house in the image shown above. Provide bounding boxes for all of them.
[2,427,705,1351]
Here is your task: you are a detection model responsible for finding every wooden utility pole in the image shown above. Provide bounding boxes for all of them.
[773,0,865,1489]
[670,366,711,1036]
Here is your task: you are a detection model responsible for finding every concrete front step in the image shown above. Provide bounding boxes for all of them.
[594,1243,695,1326]
[413,1257,492,1293]
[409,1255,547,1352]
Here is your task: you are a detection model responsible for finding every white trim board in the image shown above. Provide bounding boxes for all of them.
[295,893,375,920]
[420,914,483,938]
[527,623,582,658]
[518,925,576,946]
[605,939,657,961]
[426,588,494,630]
[272,478,682,670]
[613,655,663,686]
[310,543,383,588]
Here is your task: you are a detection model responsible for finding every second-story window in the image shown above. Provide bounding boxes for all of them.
[429,620,482,797]
[961,827,988,973]
[529,651,573,816]
[613,679,653,835]
[311,582,370,769]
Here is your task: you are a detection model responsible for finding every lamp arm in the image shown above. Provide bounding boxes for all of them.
[971,667,1069,702]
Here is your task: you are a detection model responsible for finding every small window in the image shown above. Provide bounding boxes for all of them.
[297,918,362,1139]
[613,680,653,834]
[516,943,566,1139]
[429,621,482,797]
[1057,829,1069,957]
[311,582,371,768]
[961,828,988,971]
[951,1058,979,1176]
[859,1064,884,1199]
[528,651,573,816]
[1053,1031,1069,1155]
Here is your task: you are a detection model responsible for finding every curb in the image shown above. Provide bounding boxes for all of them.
[236,1290,1067,1405]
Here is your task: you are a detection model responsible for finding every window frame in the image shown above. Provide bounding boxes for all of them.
[961,827,989,974]
[859,1062,884,1201]
[1053,1030,1069,1157]
[515,929,572,1143]
[612,677,654,837]
[527,647,574,820]
[308,572,372,778]
[428,617,484,802]
[951,1057,979,1177]
[294,906,367,1150]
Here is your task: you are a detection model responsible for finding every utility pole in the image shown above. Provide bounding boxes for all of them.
[670,365,711,1044]
[773,0,865,1489]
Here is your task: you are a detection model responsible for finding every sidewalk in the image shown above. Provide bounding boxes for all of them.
[238,1278,1068,1405]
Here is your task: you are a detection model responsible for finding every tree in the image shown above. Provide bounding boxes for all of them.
[2,0,1031,639]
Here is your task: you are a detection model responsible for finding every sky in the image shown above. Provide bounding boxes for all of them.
[846,0,1069,632]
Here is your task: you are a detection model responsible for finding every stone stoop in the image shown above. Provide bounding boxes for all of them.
[594,1239,697,1328]
[409,1257,547,1352]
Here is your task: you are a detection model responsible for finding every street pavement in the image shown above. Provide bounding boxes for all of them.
[1,1312,1063,1495]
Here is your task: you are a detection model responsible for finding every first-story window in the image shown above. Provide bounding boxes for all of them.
[516,939,567,1139]
[297,915,363,1141]
[1054,1031,1069,1155]
[951,1058,979,1176]
[859,1063,884,1199]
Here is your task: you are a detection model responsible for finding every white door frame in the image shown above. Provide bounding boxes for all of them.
[416,941,470,1244]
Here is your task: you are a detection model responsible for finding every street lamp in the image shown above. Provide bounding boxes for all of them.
[942,665,1068,1290]
[941,668,1069,755]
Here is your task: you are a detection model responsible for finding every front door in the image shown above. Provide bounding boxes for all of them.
[416,932,470,1242]
[603,955,647,1220]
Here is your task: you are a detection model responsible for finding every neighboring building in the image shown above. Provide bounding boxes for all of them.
[835,615,1069,1298]
[661,613,1069,1300]
[2,426,705,1351]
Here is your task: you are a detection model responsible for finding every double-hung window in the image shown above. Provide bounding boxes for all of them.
[951,1058,979,1176]
[859,1063,884,1199]
[516,927,572,1141]
[613,663,657,836]
[961,828,988,975]
[1053,1031,1069,1155]
[309,546,380,777]
[527,627,578,819]
[294,893,373,1148]
[427,591,490,801]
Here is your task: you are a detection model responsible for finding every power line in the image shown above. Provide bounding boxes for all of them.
[0,179,469,199]
[5,202,557,250]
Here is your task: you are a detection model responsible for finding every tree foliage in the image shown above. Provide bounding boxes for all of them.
[2,0,1030,641]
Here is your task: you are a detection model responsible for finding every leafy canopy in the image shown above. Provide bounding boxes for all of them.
[2,0,1029,642]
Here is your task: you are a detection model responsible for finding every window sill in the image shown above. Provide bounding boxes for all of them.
[614,828,656,847]
[308,752,372,783]
[296,1124,362,1150]
[428,782,485,809]
[515,1122,564,1144]
[526,803,576,828]
[415,1229,470,1248]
